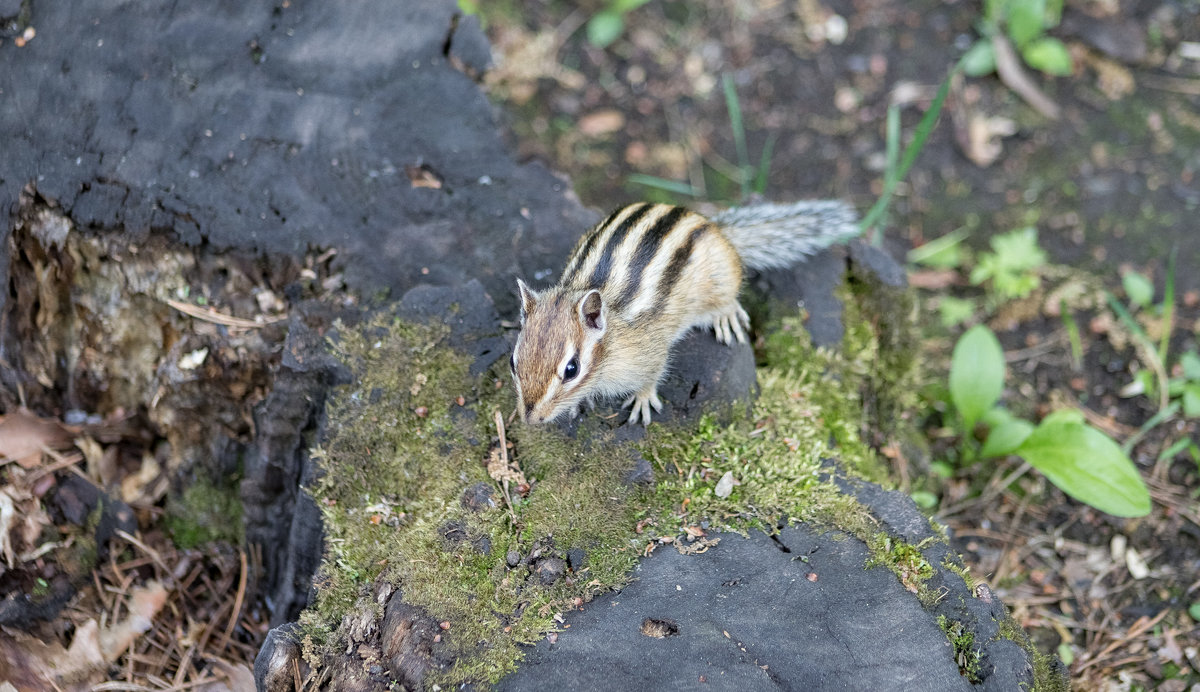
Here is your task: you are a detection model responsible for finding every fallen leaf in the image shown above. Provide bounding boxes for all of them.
[577,109,625,137]
[714,471,735,499]
[0,409,76,469]
[405,164,443,190]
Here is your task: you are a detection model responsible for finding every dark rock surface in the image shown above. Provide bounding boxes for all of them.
[0,0,595,318]
[499,524,974,692]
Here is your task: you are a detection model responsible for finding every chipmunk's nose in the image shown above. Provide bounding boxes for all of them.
[523,402,536,423]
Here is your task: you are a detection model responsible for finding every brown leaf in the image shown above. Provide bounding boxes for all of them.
[0,409,76,469]
[405,164,443,189]
[577,109,625,137]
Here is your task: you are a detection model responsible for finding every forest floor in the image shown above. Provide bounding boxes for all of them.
[471,0,1200,688]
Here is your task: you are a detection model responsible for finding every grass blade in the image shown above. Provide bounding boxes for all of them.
[860,64,958,235]
[753,131,777,195]
[722,73,751,199]
[1159,248,1176,365]
[627,173,700,197]
[1106,291,1171,411]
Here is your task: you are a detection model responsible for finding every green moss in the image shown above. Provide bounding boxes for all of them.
[938,614,983,683]
[997,617,1070,692]
[865,534,936,598]
[302,283,937,687]
[164,475,243,549]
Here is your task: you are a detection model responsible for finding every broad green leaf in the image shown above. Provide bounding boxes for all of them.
[1041,408,1084,425]
[962,40,997,76]
[1007,0,1045,48]
[981,418,1035,458]
[950,325,1006,430]
[1190,602,1200,622]
[586,11,624,48]
[1044,0,1063,27]
[1183,383,1200,418]
[1121,271,1154,308]
[982,406,1016,428]
[1017,422,1151,517]
[1181,350,1200,381]
[1022,37,1073,76]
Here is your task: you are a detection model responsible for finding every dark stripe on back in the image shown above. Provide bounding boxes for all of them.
[649,224,709,317]
[562,206,626,280]
[612,206,688,310]
[583,203,654,288]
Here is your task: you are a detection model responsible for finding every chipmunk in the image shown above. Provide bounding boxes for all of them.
[511,200,860,426]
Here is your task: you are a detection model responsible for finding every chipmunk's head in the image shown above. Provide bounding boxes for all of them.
[511,279,608,424]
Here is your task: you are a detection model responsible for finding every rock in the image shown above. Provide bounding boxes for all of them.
[506,550,521,568]
[380,597,443,689]
[254,623,306,692]
[533,557,567,585]
[566,548,587,572]
[624,454,655,485]
[461,482,497,512]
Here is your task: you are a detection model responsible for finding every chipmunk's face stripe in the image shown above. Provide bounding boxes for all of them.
[613,205,689,310]
[571,202,654,288]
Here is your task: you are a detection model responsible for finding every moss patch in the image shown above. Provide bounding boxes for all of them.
[165,475,244,549]
[939,615,983,683]
[300,295,941,687]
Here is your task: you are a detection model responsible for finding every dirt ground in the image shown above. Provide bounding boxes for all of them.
[473,0,1200,688]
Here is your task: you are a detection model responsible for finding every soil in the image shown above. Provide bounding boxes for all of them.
[474,0,1200,687]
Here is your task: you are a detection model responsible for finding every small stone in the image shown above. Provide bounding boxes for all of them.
[534,557,566,585]
[567,548,587,572]
[624,455,654,485]
[460,482,496,512]
[439,621,451,630]
[506,550,521,568]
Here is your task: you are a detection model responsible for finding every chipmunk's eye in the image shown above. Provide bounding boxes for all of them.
[509,353,516,374]
[562,356,579,382]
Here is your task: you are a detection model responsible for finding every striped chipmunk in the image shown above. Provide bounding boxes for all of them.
[511,200,861,426]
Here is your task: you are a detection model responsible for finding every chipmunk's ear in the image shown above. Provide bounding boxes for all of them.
[516,279,538,323]
[577,290,606,332]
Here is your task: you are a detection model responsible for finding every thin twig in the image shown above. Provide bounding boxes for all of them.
[494,410,518,524]
[992,34,1061,120]
[165,298,286,329]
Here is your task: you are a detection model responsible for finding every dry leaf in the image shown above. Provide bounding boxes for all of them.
[578,109,625,137]
[486,446,525,485]
[0,409,76,469]
[714,471,735,499]
[405,164,443,190]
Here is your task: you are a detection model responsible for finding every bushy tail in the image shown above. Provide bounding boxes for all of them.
[711,200,861,271]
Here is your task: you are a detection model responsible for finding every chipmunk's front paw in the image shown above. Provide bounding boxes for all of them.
[622,388,663,426]
[713,304,750,344]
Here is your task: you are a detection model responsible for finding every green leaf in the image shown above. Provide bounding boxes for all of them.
[910,490,938,509]
[1121,271,1154,308]
[1057,642,1074,665]
[981,418,1035,458]
[1016,422,1151,517]
[1007,0,1046,48]
[613,0,652,12]
[1183,383,1200,418]
[907,227,971,268]
[962,40,998,76]
[938,297,976,329]
[982,406,1016,428]
[950,325,1007,430]
[1043,0,1064,28]
[984,0,1010,24]
[1041,408,1085,426]
[1022,37,1073,76]
[1189,602,1200,622]
[586,11,624,48]
[1181,350,1200,381]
